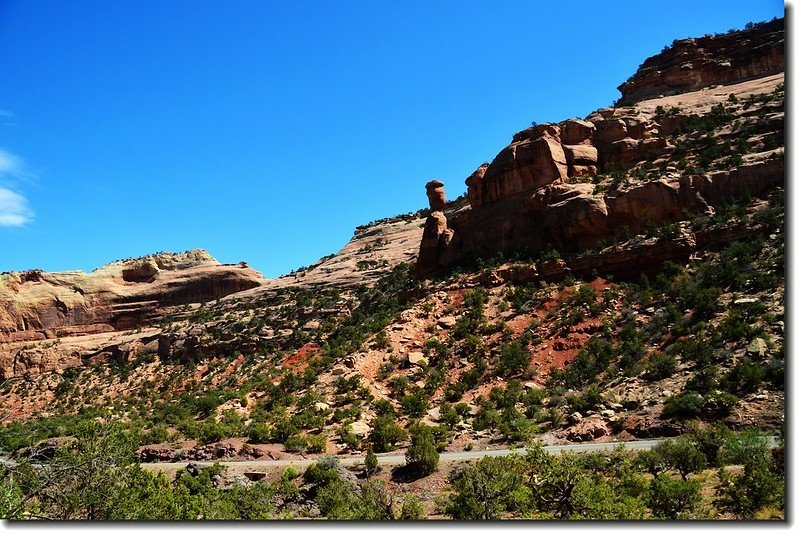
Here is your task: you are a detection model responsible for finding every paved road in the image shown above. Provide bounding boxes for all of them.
[140,438,669,472]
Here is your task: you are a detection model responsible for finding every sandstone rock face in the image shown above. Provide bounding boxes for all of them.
[0,250,265,361]
[618,18,784,103]
[415,21,785,279]
[560,119,595,145]
[606,179,684,227]
[465,163,489,208]
[470,125,568,208]
[418,150,781,278]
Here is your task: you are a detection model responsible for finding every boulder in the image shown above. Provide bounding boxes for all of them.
[416,211,454,278]
[602,137,640,168]
[349,420,371,437]
[407,352,428,367]
[437,316,457,329]
[625,116,659,139]
[607,179,683,227]
[560,119,596,145]
[594,119,628,144]
[565,418,609,442]
[477,126,568,206]
[563,144,598,166]
[746,338,769,357]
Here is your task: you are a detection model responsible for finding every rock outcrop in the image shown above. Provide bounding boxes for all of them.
[618,18,784,103]
[0,250,265,342]
[416,21,784,279]
[417,180,455,278]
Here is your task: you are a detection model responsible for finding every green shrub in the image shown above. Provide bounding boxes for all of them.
[574,284,597,306]
[723,358,765,395]
[197,419,229,445]
[246,423,271,444]
[284,435,308,453]
[683,368,718,394]
[497,408,535,442]
[702,391,739,418]
[647,475,702,519]
[662,392,704,419]
[306,434,327,453]
[654,439,707,480]
[643,352,678,381]
[368,415,407,453]
[496,340,530,376]
[400,387,429,417]
[567,384,604,414]
[405,425,439,476]
[399,495,425,519]
[365,446,378,476]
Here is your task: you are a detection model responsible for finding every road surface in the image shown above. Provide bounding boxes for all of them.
[139,439,669,472]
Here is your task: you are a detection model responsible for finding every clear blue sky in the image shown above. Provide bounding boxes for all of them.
[0,0,785,278]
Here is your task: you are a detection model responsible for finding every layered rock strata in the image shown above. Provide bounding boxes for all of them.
[0,250,265,343]
[618,18,784,103]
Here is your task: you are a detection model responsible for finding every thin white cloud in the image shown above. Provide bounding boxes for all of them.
[0,109,14,118]
[0,187,33,227]
[0,148,24,178]
[0,148,34,227]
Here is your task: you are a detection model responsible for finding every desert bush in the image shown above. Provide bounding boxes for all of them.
[368,415,407,453]
[405,425,439,476]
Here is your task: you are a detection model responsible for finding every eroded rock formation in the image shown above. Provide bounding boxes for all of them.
[416,21,785,278]
[0,250,265,343]
[618,18,784,103]
[417,180,455,278]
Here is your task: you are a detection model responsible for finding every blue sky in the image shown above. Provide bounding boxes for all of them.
[0,0,785,278]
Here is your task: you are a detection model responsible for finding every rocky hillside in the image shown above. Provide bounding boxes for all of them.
[0,20,785,482]
[0,250,265,377]
[417,74,783,278]
[617,18,783,103]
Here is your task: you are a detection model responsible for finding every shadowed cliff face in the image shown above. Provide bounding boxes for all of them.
[617,18,784,104]
[416,21,784,279]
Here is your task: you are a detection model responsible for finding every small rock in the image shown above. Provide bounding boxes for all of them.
[570,412,584,423]
[314,402,330,412]
[407,352,428,367]
[600,409,616,418]
[438,316,457,328]
[302,320,321,330]
[734,298,758,305]
[349,421,371,437]
[746,338,769,357]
